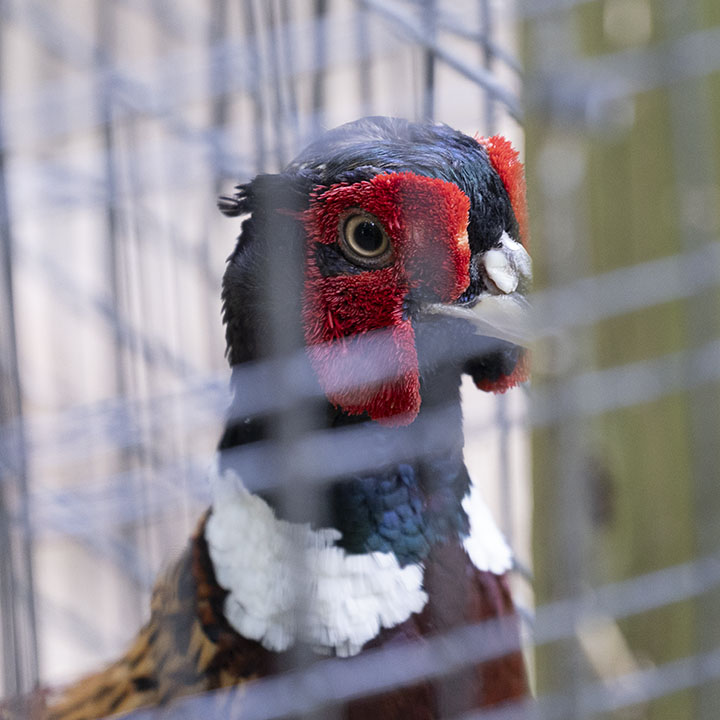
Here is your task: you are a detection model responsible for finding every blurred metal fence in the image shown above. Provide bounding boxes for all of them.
[0,0,719,718]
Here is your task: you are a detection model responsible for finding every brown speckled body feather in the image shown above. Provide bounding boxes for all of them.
[44,518,270,720]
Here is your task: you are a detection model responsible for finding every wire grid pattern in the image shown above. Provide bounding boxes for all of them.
[0,0,528,702]
[0,0,718,718]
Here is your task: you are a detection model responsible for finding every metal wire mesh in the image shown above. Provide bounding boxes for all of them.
[0,0,718,718]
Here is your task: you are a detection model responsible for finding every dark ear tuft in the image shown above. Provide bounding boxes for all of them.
[247,173,316,214]
[218,183,251,217]
[218,195,245,217]
[219,174,315,219]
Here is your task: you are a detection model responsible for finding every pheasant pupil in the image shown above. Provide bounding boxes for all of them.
[353,221,383,254]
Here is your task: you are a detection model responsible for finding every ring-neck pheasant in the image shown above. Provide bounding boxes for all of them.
[12,117,532,719]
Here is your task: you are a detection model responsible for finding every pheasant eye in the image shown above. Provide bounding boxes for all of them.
[339,211,394,268]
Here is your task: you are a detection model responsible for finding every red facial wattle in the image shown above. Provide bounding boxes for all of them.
[476,134,531,392]
[302,172,471,426]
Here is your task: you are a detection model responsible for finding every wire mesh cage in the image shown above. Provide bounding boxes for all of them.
[0,0,719,719]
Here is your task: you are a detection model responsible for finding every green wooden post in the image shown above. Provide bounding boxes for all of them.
[525,1,720,717]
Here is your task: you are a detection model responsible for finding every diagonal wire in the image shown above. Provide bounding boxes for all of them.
[529,24,720,126]
[392,0,522,72]
[357,0,522,120]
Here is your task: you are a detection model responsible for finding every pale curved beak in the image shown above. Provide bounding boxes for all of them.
[425,293,533,347]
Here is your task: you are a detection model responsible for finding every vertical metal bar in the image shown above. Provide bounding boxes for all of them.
[479,0,496,132]
[279,0,300,148]
[420,0,436,121]
[0,29,40,694]
[264,1,288,168]
[254,107,336,720]
[119,107,164,587]
[356,0,373,112]
[244,0,267,172]
[495,394,514,545]
[95,0,146,620]
[251,7,335,716]
[210,0,231,195]
[207,0,232,369]
[96,1,127,409]
[311,0,328,137]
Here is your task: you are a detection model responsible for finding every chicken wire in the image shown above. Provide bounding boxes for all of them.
[0,0,718,719]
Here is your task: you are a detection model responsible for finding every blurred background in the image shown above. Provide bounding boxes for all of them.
[0,1,718,718]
